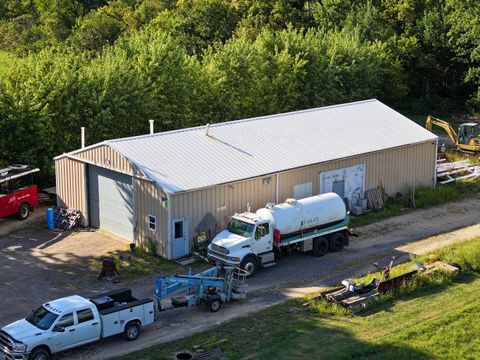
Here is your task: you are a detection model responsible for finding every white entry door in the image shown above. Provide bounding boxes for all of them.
[173,218,188,259]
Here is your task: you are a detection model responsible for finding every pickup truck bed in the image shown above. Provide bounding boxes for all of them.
[90,288,154,338]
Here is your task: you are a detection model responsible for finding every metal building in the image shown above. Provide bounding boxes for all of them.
[54,99,438,259]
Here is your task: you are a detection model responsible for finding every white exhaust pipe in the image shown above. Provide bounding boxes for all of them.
[205,123,211,136]
[81,127,85,148]
[149,119,154,134]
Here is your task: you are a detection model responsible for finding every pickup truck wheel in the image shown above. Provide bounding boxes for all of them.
[329,232,345,252]
[240,255,257,277]
[124,321,140,341]
[313,237,329,257]
[29,347,50,360]
[207,295,222,312]
[17,202,30,220]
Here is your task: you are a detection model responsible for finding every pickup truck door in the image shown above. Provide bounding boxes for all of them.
[50,313,77,352]
[75,308,101,344]
[251,222,272,254]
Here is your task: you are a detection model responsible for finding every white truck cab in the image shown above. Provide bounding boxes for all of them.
[0,289,154,360]
[208,193,350,277]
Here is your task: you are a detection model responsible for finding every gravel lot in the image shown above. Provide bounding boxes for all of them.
[0,195,479,359]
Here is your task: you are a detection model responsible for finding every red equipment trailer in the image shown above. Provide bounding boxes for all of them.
[0,165,39,220]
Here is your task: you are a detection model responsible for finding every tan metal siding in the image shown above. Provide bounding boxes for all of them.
[172,175,276,249]
[134,178,169,257]
[55,157,88,225]
[278,142,435,201]
[74,145,134,174]
[171,142,435,248]
[55,144,143,228]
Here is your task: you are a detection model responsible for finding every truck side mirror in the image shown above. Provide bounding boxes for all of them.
[53,325,65,332]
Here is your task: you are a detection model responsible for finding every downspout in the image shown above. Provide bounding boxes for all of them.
[433,139,439,189]
[276,173,279,204]
[167,193,172,259]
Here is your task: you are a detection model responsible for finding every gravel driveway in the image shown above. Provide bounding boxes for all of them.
[0,195,479,359]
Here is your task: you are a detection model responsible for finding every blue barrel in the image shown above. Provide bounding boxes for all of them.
[46,208,54,230]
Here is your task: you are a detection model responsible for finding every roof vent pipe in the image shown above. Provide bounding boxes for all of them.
[81,127,85,149]
[149,119,154,134]
[205,123,211,136]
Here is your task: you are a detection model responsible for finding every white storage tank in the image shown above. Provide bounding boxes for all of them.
[256,193,347,236]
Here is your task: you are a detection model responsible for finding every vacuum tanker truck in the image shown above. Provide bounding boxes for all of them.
[207,193,350,277]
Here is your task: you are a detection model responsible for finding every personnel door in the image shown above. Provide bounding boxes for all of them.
[173,218,188,259]
[251,222,272,254]
[75,308,101,345]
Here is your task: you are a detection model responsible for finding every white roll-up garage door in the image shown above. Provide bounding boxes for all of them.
[89,166,134,241]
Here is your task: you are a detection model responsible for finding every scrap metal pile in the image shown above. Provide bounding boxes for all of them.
[53,207,81,231]
[306,257,461,313]
[436,159,480,184]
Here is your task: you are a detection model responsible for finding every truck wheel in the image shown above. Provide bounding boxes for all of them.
[17,202,30,220]
[124,321,141,341]
[240,255,257,277]
[29,347,50,360]
[329,232,345,252]
[313,237,329,257]
[207,295,222,312]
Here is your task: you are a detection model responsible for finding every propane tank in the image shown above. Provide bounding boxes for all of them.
[256,192,346,236]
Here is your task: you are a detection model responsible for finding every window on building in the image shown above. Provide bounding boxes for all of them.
[148,215,156,231]
[174,220,184,239]
[294,182,313,199]
[77,309,94,323]
[57,313,74,328]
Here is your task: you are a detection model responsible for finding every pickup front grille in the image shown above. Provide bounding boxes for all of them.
[0,330,13,352]
[211,244,228,254]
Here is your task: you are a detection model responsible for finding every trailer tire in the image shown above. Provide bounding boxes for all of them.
[171,296,189,308]
[207,295,222,312]
[313,237,329,257]
[124,321,141,341]
[17,202,30,220]
[240,255,257,277]
[29,347,50,360]
[329,232,345,252]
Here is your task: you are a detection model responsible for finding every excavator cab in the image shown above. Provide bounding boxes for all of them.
[457,123,479,145]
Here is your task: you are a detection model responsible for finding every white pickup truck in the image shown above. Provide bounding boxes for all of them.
[0,288,154,360]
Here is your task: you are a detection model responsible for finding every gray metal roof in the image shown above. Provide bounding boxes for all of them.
[107,99,437,194]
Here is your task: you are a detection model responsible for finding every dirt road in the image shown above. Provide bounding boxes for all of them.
[66,196,480,360]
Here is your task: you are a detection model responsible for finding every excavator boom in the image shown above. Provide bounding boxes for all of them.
[426,115,457,144]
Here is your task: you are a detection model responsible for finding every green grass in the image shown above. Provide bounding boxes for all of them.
[349,179,480,228]
[119,237,480,360]
[0,50,14,71]
[98,247,205,280]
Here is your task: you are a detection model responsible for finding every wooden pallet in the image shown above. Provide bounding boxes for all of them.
[365,188,384,210]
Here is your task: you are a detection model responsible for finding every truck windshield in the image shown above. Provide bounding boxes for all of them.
[26,306,59,330]
[227,218,254,238]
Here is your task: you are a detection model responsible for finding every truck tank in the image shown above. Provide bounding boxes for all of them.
[256,193,347,237]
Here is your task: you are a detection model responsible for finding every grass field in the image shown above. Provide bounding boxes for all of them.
[120,238,480,360]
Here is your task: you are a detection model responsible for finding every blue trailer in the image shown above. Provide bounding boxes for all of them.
[155,266,248,312]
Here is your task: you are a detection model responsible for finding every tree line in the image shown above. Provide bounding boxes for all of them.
[0,0,479,175]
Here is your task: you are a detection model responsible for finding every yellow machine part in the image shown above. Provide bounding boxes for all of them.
[426,115,480,153]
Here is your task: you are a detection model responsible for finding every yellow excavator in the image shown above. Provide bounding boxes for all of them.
[426,115,480,153]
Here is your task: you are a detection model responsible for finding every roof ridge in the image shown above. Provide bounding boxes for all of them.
[108,99,378,144]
